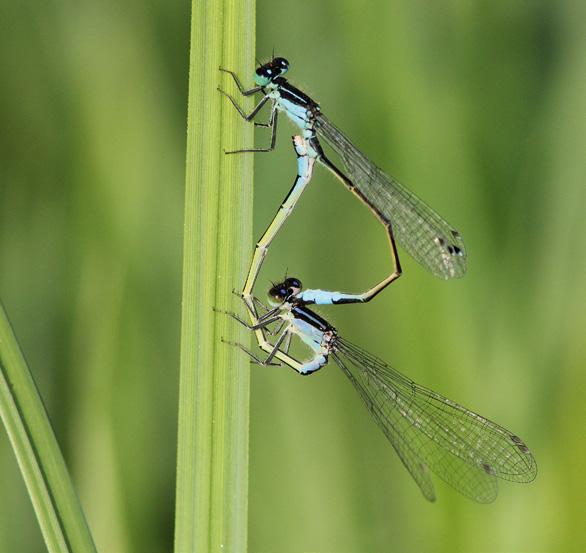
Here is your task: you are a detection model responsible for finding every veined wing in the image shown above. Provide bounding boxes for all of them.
[335,349,438,502]
[315,114,467,280]
[332,338,537,502]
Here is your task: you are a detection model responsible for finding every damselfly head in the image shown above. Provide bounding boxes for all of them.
[255,57,290,86]
[268,277,302,304]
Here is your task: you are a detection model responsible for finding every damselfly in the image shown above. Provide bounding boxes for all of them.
[221,279,537,503]
[219,57,467,305]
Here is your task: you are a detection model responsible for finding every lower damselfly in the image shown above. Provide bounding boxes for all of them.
[220,278,537,503]
[219,57,467,305]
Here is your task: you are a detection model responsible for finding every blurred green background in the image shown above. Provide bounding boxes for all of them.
[1,1,585,552]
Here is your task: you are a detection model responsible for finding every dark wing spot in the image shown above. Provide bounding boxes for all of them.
[447,244,463,256]
[451,229,461,239]
[481,462,495,475]
[434,236,446,247]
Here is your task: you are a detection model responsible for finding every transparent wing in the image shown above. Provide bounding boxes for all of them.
[316,115,467,279]
[332,338,537,502]
[337,352,438,502]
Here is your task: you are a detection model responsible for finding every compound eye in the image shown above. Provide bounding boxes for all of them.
[284,277,302,289]
[273,57,289,75]
[254,66,272,86]
[282,277,301,297]
[268,283,288,303]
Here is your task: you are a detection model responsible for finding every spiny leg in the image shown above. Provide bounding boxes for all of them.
[216,302,283,366]
[217,87,270,122]
[252,295,272,314]
[257,329,289,365]
[217,81,279,153]
[219,296,300,368]
[223,327,306,372]
[225,304,329,375]
[221,337,280,366]
[281,330,293,355]
[224,288,327,374]
[237,296,282,327]
[214,307,282,332]
[218,67,272,128]
[231,289,272,317]
[219,67,262,96]
[225,107,279,154]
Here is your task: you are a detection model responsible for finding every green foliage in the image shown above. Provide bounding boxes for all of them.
[174,1,254,552]
[0,304,97,553]
[1,1,585,552]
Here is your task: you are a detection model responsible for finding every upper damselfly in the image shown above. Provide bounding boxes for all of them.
[221,278,537,503]
[219,57,467,302]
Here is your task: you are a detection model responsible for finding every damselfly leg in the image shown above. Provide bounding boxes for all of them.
[217,70,278,153]
[221,300,320,373]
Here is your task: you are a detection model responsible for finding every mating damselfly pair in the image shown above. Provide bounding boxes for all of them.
[216,56,536,502]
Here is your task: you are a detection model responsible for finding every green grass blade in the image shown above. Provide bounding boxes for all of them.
[0,301,97,553]
[174,1,255,552]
